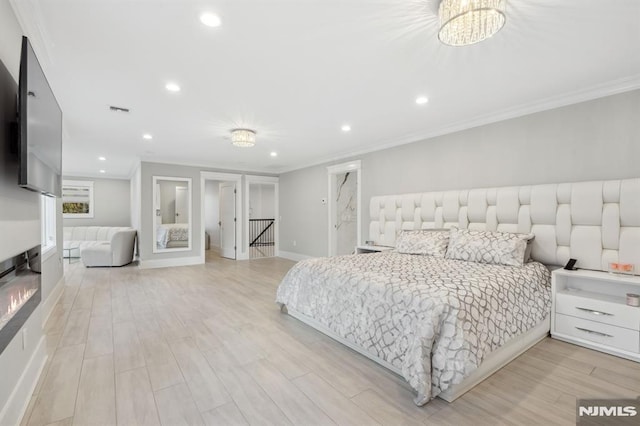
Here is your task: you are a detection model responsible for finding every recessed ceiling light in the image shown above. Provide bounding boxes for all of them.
[99,170,106,174]
[416,96,429,105]
[143,133,153,140]
[341,124,351,132]
[270,152,278,157]
[200,13,221,27]
[165,82,181,92]
[98,156,106,161]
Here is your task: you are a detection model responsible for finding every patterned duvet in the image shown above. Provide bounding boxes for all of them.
[275,251,551,404]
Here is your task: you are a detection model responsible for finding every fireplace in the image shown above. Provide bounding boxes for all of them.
[0,246,41,355]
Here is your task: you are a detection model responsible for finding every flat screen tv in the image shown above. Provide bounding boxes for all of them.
[18,36,62,197]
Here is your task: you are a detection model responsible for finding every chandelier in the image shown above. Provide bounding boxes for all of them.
[231,128,256,147]
[438,0,506,47]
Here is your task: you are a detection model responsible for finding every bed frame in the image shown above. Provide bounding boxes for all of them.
[284,305,549,403]
[282,178,640,403]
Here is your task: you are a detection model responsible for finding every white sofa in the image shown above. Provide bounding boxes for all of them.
[63,226,137,267]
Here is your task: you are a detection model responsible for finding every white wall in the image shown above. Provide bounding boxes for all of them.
[139,161,276,266]
[249,183,275,219]
[0,2,63,424]
[204,181,220,248]
[63,176,131,227]
[279,89,640,258]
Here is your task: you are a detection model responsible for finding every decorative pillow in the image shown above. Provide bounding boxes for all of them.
[445,228,534,267]
[395,229,450,257]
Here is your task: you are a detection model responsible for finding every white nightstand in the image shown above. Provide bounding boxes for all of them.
[355,245,394,254]
[551,268,640,362]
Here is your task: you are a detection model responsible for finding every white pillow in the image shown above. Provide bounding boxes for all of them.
[445,228,534,267]
[395,229,449,257]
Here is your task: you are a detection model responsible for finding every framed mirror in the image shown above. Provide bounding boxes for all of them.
[153,176,192,253]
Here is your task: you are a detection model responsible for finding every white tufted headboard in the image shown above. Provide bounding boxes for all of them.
[369,178,640,272]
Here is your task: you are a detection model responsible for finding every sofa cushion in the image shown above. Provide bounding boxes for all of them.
[64,240,109,257]
[81,244,113,267]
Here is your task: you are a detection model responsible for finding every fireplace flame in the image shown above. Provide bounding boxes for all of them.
[4,287,36,322]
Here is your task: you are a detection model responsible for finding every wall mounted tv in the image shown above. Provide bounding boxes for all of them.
[18,36,62,197]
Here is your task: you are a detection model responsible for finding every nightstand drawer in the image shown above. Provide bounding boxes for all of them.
[556,292,640,331]
[555,314,639,353]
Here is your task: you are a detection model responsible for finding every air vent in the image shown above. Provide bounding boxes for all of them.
[109,106,130,113]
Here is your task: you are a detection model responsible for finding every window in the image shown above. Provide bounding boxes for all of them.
[41,195,57,254]
[62,180,94,218]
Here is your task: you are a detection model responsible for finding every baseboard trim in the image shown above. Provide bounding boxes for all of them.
[0,336,47,426]
[278,251,314,262]
[41,276,65,327]
[138,255,204,269]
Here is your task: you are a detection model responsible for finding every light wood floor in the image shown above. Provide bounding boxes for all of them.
[20,253,640,426]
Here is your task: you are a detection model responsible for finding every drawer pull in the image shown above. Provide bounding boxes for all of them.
[576,307,613,317]
[575,327,613,338]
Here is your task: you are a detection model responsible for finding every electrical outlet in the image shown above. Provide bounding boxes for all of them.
[293,240,297,247]
[22,328,27,350]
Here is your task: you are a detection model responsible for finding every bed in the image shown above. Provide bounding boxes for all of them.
[277,246,551,404]
[276,178,640,405]
[156,223,189,249]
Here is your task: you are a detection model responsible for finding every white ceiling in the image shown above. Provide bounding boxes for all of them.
[11,0,640,178]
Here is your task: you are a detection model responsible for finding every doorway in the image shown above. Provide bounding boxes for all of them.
[201,172,243,262]
[245,175,279,259]
[327,161,361,256]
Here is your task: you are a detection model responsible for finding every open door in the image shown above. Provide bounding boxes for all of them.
[219,182,236,259]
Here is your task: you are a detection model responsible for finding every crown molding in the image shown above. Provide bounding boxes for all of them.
[127,160,142,180]
[62,174,130,181]
[138,157,279,177]
[60,75,640,179]
[278,74,640,174]
[10,0,55,68]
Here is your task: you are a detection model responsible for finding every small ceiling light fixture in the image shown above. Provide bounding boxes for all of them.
[143,133,153,140]
[341,124,351,132]
[200,13,221,27]
[98,156,106,161]
[416,96,429,105]
[438,0,506,47]
[99,170,106,174]
[231,128,256,147]
[270,152,278,157]
[165,82,181,92]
